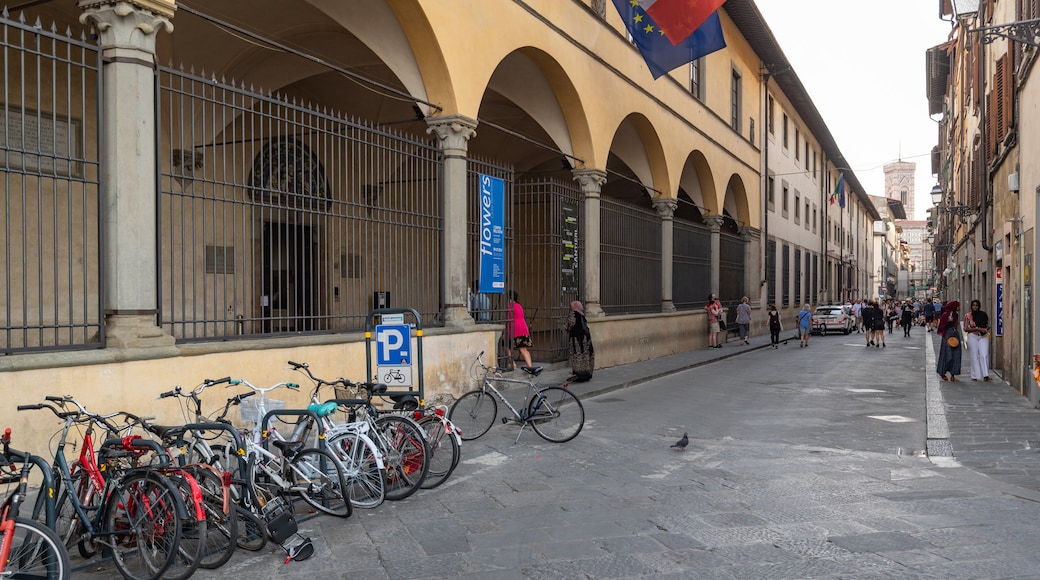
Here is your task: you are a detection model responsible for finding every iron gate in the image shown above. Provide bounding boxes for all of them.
[466,160,583,364]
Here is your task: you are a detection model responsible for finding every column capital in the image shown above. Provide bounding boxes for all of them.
[652,197,677,219]
[739,226,761,241]
[571,168,606,197]
[79,0,174,52]
[704,214,725,232]
[426,115,477,152]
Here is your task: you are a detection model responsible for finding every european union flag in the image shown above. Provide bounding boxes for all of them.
[612,0,726,79]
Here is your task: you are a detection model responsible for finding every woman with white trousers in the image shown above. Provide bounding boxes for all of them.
[964,299,992,381]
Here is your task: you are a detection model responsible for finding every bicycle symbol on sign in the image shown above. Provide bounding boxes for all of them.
[383,368,406,384]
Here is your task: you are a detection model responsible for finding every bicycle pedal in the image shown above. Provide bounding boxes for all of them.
[501,417,509,424]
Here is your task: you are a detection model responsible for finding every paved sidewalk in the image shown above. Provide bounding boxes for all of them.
[535,327,1040,495]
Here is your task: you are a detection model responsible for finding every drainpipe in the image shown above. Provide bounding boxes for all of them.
[762,72,770,307]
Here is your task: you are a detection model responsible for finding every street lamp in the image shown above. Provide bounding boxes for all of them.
[930,183,975,221]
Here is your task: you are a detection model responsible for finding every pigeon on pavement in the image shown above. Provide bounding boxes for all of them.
[670,432,689,450]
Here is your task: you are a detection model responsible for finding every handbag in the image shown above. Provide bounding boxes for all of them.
[946,335,960,349]
[718,319,727,331]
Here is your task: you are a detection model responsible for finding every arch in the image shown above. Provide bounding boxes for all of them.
[474,47,594,168]
[603,112,670,202]
[677,150,717,216]
[722,173,751,228]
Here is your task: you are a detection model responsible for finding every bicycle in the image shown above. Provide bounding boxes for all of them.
[285,362,387,509]
[449,351,585,443]
[230,379,352,518]
[0,427,71,580]
[286,362,429,502]
[149,380,266,552]
[19,397,188,580]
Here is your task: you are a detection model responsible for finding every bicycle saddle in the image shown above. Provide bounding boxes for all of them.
[144,423,188,440]
[307,401,338,417]
[272,439,305,456]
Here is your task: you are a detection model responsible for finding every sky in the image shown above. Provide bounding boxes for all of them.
[753,0,953,220]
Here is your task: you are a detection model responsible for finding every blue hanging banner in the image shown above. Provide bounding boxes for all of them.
[478,174,506,294]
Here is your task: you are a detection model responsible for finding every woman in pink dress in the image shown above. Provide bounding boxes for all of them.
[510,291,541,375]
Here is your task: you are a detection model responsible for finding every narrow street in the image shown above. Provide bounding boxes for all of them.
[88,329,1040,580]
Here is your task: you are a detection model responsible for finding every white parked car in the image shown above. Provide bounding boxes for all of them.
[811,304,855,335]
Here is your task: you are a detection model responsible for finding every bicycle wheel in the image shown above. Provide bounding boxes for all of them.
[326,430,386,509]
[159,473,205,580]
[374,416,429,501]
[103,470,184,580]
[417,415,460,490]
[527,386,585,443]
[288,448,352,517]
[189,467,236,569]
[232,505,266,551]
[1,516,71,580]
[52,462,100,559]
[448,390,498,441]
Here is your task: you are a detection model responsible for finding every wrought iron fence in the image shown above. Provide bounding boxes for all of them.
[673,218,711,310]
[0,11,101,354]
[465,162,582,364]
[600,197,661,315]
[156,66,443,340]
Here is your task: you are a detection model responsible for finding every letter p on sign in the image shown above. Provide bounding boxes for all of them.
[376,324,411,365]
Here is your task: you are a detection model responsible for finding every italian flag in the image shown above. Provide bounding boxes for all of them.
[636,0,729,46]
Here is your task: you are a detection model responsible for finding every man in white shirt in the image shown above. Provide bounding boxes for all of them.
[852,300,864,333]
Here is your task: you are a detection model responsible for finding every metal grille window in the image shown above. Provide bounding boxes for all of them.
[805,250,812,305]
[782,243,790,307]
[674,217,711,310]
[601,198,661,315]
[157,67,443,340]
[0,13,101,354]
[794,248,802,305]
[812,254,819,304]
[720,231,745,308]
[766,238,777,306]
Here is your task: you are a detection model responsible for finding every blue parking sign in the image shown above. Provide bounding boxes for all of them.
[376,325,411,365]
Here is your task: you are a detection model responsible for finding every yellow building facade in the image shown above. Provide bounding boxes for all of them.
[0,0,867,449]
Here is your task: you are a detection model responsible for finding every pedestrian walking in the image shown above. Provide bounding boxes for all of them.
[964,299,991,382]
[936,300,963,381]
[853,299,864,332]
[900,300,913,337]
[886,299,898,334]
[798,303,812,347]
[736,296,752,345]
[509,290,542,375]
[924,299,936,332]
[862,301,876,346]
[768,304,782,349]
[871,301,887,348]
[564,300,594,382]
[706,293,723,349]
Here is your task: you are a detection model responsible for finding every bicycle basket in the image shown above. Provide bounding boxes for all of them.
[239,398,285,425]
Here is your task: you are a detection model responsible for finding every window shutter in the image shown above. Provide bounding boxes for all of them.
[1004,53,1014,133]
[985,90,994,160]
[995,55,1006,146]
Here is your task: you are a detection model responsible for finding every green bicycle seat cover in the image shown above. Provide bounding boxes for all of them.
[308,401,338,417]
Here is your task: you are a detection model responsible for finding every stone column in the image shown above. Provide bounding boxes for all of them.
[653,197,678,312]
[704,214,725,296]
[740,226,762,306]
[572,169,606,317]
[79,0,175,350]
[427,115,478,326]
